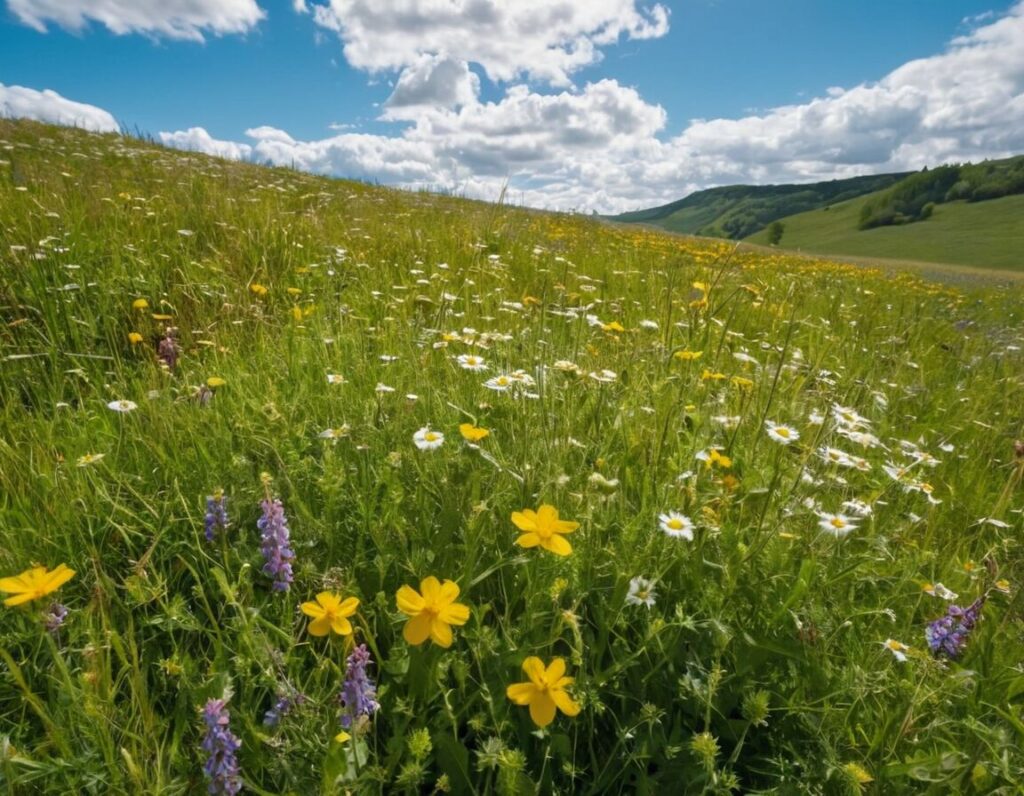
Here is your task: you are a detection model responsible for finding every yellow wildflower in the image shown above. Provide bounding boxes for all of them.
[459,423,489,443]
[701,368,727,381]
[299,592,359,637]
[396,576,470,648]
[128,332,143,345]
[601,321,625,332]
[674,350,703,361]
[506,657,581,727]
[0,564,75,607]
[132,298,149,310]
[206,377,226,388]
[511,504,579,556]
[250,283,268,297]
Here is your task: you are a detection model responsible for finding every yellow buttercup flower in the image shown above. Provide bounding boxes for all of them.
[601,321,625,332]
[300,592,359,637]
[132,298,149,310]
[396,577,470,647]
[0,564,75,607]
[128,331,143,345]
[506,657,581,727]
[511,504,579,556]
[250,283,268,297]
[206,377,226,388]
[674,349,703,361]
[459,423,489,443]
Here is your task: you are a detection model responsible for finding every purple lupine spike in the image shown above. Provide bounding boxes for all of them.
[339,644,379,729]
[263,690,307,728]
[257,498,294,592]
[201,698,242,795]
[205,492,230,542]
[926,596,986,659]
[44,603,68,635]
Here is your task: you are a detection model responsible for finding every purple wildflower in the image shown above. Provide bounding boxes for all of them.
[44,603,68,635]
[926,596,985,659]
[339,643,379,729]
[201,698,242,795]
[205,492,230,542]
[263,690,307,728]
[258,498,294,592]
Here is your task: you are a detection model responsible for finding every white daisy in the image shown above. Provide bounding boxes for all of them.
[484,374,513,391]
[882,639,909,662]
[375,383,396,394]
[456,354,488,371]
[413,427,444,450]
[318,425,351,440]
[659,512,694,540]
[924,582,958,600]
[765,421,799,445]
[626,577,657,608]
[326,373,345,384]
[107,399,138,413]
[817,512,858,537]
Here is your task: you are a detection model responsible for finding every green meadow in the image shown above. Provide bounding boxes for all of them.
[744,192,1024,272]
[2,119,1024,794]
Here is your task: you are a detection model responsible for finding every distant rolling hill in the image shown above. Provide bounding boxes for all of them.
[609,173,908,239]
[743,189,1024,272]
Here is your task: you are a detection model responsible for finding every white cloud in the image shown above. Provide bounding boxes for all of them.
[383,54,481,118]
[0,83,119,132]
[307,0,669,86]
[158,127,253,161]
[8,0,265,41]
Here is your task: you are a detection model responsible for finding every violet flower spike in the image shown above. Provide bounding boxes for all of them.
[201,698,242,795]
[205,492,230,542]
[925,596,985,659]
[258,498,294,592]
[339,643,379,729]
[44,603,68,635]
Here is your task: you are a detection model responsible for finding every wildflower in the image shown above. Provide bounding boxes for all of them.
[250,283,268,296]
[0,564,75,606]
[601,321,624,332]
[200,699,242,796]
[923,582,958,600]
[327,373,345,384]
[157,329,179,369]
[258,498,294,592]
[995,579,1011,593]
[696,448,732,470]
[459,423,489,443]
[397,575,471,647]
[832,404,870,429]
[925,596,985,659]
[588,369,618,384]
[107,399,138,413]
[765,421,799,445]
[413,427,445,450]
[700,368,726,381]
[375,382,395,393]
[128,331,143,345]
[818,446,853,467]
[44,602,68,634]
[552,360,580,373]
[711,415,741,431]
[484,374,512,391]
[808,408,825,425]
[817,512,858,537]
[339,644,379,728]
[626,577,657,608]
[506,657,581,727]
[263,690,307,728]
[882,639,909,662]
[319,425,351,440]
[639,319,659,330]
[132,298,149,310]
[76,452,105,467]
[659,511,694,540]
[511,505,579,556]
[588,472,620,495]
[457,354,488,371]
[731,375,754,391]
[300,592,359,637]
[206,377,226,389]
[204,491,230,542]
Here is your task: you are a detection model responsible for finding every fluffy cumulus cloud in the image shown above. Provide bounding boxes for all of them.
[7,0,265,40]
[158,2,1024,213]
[307,0,670,86]
[0,83,119,132]
[158,127,253,161]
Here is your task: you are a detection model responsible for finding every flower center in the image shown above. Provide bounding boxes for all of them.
[776,427,790,438]
[831,518,846,528]
[667,518,683,530]
[424,432,439,442]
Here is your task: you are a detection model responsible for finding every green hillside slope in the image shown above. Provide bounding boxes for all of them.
[609,173,907,238]
[744,190,1024,271]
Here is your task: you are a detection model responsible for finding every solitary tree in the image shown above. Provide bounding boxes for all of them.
[767,221,785,245]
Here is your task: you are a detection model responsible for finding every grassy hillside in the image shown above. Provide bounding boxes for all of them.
[609,173,907,239]
[745,190,1024,271]
[2,119,1024,793]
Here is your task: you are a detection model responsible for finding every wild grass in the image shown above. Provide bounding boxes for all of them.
[1,119,1023,794]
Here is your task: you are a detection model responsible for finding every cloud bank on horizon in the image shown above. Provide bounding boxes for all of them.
[4,0,1024,213]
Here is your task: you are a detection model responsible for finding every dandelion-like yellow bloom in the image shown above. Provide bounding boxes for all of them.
[128,332,143,345]
[674,350,703,361]
[511,504,579,556]
[506,657,581,727]
[0,564,75,607]
[300,592,359,637]
[396,576,470,648]
[132,298,149,310]
[206,377,226,388]
[250,283,268,297]
[459,423,489,443]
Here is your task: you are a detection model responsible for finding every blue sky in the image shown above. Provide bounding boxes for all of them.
[2,1,1023,211]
